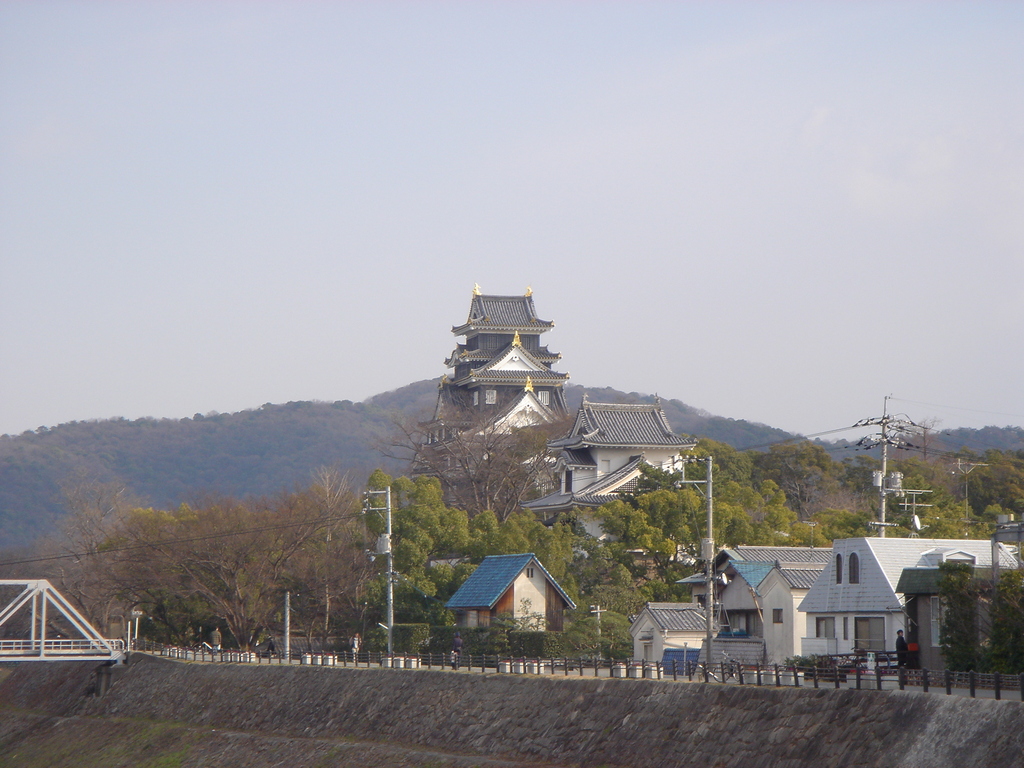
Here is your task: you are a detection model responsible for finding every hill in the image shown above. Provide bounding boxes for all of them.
[0,381,793,549]
[1,380,1019,550]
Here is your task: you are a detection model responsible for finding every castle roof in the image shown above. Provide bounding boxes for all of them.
[550,400,695,450]
[452,293,554,336]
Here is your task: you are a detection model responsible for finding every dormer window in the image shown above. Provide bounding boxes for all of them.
[836,554,843,584]
[849,552,860,584]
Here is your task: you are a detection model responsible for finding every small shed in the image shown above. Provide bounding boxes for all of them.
[445,553,576,631]
[630,602,708,662]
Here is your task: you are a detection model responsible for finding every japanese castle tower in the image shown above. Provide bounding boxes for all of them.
[426,286,570,442]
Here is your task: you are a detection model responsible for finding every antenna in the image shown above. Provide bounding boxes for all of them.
[854,396,922,537]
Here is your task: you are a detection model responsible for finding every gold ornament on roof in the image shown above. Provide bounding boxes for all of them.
[525,286,532,296]
[473,283,482,296]
[524,376,534,392]
[512,331,521,346]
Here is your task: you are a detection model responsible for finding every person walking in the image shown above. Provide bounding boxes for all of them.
[452,632,463,670]
[895,629,909,667]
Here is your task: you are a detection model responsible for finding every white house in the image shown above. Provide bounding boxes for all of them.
[680,546,832,664]
[798,537,1017,657]
[629,602,707,663]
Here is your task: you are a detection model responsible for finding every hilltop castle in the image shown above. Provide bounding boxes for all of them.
[424,286,570,443]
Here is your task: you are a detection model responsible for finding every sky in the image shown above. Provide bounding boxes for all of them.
[2,2,1022,441]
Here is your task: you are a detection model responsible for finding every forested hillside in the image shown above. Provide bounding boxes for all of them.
[1,379,1020,550]
[0,381,792,548]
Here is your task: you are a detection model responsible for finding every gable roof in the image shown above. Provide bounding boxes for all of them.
[634,602,708,633]
[729,561,776,595]
[445,553,576,611]
[550,401,695,450]
[523,455,646,514]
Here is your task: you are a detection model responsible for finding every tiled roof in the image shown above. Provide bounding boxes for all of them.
[454,369,569,385]
[778,568,826,590]
[445,553,575,611]
[729,561,775,595]
[551,401,695,449]
[723,546,833,565]
[642,603,708,632]
[563,448,595,467]
[453,294,554,334]
[523,457,644,513]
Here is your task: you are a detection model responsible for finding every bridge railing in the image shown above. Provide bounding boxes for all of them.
[0,638,126,658]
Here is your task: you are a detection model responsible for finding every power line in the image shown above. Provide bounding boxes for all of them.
[888,396,1024,422]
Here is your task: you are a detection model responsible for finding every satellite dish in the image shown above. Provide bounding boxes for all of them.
[912,515,922,531]
[718,573,729,585]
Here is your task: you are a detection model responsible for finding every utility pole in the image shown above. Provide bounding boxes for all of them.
[364,486,394,655]
[952,458,988,536]
[704,456,714,666]
[284,590,291,661]
[675,454,716,665]
[854,396,921,537]
[590,604,605,637]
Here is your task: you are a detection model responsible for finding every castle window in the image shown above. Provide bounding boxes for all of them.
[538,390,550,406]
[473,391,479,406]
[485,389,497,404]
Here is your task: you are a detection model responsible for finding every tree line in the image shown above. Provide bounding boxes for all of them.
[3,438,1023,662]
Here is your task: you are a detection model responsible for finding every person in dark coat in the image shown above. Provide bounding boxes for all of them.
[452,632,463,669]
[895,629,909,667]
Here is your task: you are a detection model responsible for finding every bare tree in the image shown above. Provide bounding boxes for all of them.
[380,411,568,520]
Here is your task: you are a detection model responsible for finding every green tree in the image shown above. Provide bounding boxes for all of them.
[938,561,983,672]
[988,569,1024,673]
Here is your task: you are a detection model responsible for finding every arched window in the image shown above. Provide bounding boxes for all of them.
[836,554,843,584]
[849,552,860,584]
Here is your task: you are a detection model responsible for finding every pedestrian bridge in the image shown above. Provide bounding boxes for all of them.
[0,579,125,662]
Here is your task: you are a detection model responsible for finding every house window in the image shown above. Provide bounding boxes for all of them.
[773,609,783,624]
[930,596,943,647]
[538,390,550,406]
[836,554,843,584]
[526,567,535,579]
[854,617,885,651]
[849,553,860,584]
[843,616,849,640]
[485,389,497,404]
[816,617,836,638]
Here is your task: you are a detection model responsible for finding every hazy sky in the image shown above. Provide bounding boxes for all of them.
[2,2,1022,440]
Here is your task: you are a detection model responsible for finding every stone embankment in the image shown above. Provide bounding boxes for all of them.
[3,654,1024,767]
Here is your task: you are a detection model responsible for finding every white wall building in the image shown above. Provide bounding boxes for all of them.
[798,537,1016,657]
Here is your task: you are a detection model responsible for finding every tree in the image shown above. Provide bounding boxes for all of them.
[53,477,138,632]
[938,561,984,672]
[116,491,334,650]
[381,411,569,520]
[988,569,1024,673]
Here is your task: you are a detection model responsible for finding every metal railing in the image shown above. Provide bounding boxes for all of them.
[0,638,126,658]
[134,641,1024,701]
